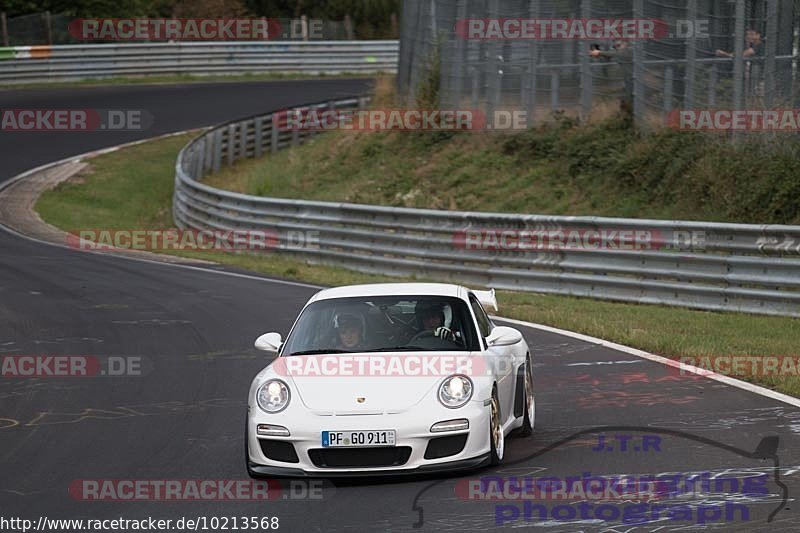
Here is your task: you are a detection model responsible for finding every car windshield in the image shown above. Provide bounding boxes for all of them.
[282,295,480,355]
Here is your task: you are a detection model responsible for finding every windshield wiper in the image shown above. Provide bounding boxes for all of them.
[288,349,352,356]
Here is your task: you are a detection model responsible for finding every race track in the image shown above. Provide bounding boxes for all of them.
[0,78,798,532]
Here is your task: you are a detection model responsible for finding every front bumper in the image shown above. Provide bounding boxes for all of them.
[247,452,491,478]
[247,400,492,477]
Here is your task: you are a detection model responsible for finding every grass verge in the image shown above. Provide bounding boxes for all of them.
[35,130,800,398]
[1,71,386,90]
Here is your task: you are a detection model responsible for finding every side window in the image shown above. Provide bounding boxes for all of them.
[469,294,492,338]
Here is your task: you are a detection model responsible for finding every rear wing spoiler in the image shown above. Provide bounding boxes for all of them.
[472,288,498,312]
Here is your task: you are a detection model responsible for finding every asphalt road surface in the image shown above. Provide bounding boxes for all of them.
[0,78,798,532]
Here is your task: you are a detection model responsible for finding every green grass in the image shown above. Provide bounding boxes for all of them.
[36,125,800,398]
[207,112,800,224]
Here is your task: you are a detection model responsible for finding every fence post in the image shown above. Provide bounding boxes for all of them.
[764,0,777,108]
[579,0,592,121]
[471,67,479,109]
[732,0,745,142]
[632,0,645,128]
[450,0,467,108]
[1,12,8,47]
[664,67,674,114]
[685,0,697,109]
[708,65,717,108]
[344,15,354,40]
[550,71,559,112]
[300,15,309,41]
[486,0,500,120]
[45,11,53,45]
[524,0,539,127]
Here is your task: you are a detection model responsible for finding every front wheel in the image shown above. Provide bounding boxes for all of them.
[489,389,505,466]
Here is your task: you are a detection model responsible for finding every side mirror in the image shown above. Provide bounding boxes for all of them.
[486,326,523,347]
[254,332,282,353]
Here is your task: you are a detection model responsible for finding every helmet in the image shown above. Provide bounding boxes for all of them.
[414,301,445,328]
[336,313,362,330]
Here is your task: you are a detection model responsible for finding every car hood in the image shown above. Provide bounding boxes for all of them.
[272,351,483,413]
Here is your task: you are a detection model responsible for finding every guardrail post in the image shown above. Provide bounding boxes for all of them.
[1,12,8,47]
[291,122,299,147]
[270,114,279,154]
[212,129,222,173]
[254,118,263,158]
[204,132,213,172]
[194,141,204,178]
[227,124,236,166]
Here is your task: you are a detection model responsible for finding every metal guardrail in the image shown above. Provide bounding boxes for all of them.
[173,97,800,317]
[0,41,398,83]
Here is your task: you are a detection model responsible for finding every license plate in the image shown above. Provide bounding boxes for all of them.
[321,430,396,447]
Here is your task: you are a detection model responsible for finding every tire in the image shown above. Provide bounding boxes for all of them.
[516,358,535,437]
[489,388,505,466]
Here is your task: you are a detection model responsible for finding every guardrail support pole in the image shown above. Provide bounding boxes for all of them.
[212,129,222,173]
[271,114,279,154]
[204,133,213,172]
[227,124,236,166]
[254,118,263,158]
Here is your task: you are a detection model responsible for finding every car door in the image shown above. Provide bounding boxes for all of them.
[468,293,516,424]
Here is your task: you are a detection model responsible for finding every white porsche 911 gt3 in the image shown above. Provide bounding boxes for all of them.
[246,283,534,477]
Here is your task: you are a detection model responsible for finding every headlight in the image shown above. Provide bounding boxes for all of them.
[257,379,290,413]
[438,375,473,408]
